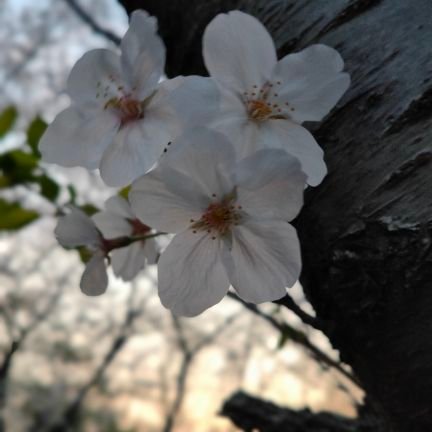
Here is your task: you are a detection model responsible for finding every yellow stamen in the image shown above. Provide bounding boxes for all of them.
[248,99,273,121]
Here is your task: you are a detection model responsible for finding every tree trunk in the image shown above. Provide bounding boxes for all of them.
[118,1,432,430]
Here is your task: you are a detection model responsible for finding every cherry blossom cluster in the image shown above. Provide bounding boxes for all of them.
[41,10,350,316]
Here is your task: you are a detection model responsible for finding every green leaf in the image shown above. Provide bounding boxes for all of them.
[67,185,77,204]
[77,246,92,263]
[79,204,100,216]
[0,150,38,187]
[26,116,47,157]
[277,325,306,349]
[0,106,18,138]
[0,198,39,230]
[35,175,60,202]
[118,185,131,200]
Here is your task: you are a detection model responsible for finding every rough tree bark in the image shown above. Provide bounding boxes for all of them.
[118,1,432,430]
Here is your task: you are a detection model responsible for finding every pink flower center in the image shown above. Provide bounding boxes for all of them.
[105,97,144,126]
[191,195,242,238]
[243,81,295,121]
[247,99,273,121]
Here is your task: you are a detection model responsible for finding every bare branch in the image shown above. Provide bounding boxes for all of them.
[63,0,121,45]
[162,314,239,432]
[40,287,142,432]
[227,292,360,387]
[222,391,377,432]
[274,293,323,331]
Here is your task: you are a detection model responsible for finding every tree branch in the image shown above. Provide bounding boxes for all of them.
[227,292,360,387]
[40,288,141,432]
[221,391,381,432]
[274,293,323,331]
[162,314,238,432]
[63,0,121,45]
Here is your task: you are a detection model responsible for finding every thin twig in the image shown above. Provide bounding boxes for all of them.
[40,287,142,432]
[274,293,322,330]
[227,292,361,387]
[63,0,121,45]
[162,314,239,432]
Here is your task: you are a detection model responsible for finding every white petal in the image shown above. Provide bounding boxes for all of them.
[104,195,134,219]
[203,11,277,92]
[143,238,159,264]
[121,10,165,99]
[217,119,260,159]
[161,127,235,198]
[130,166,206,233]
[92,211,131,239]
[235,149,306,221]
[163,76,221,129]
[111,242,145,281]
[229,219,301,303]
[40,106,119,170]
[261,120,327,186]
[55,207,100,248]
[158,230,230,316]
[99,119,167,187]
[273,44,350,122]
[80,252,108,296]
[67,49,123,107]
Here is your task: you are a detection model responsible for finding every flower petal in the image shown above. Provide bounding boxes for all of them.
[130,166,206,233]
[235,149,306,221]
[121,10,165,99]
[261,120,327,186]
[203,11,277,92]
[143,238,159,265]
[216,119,260,159]
[158,230,230,316]
[229,219,301,303]
[99,119,167,187]
[111,242,145,281]
[80,252,108,296]
[161,127,235,198]
[273,44,350,122]
[67,49,123,107]
[104,195,135,219]
[162,76,221,129]
[92,211,131,239]
[39,106,119,170]
[55,207,100,248]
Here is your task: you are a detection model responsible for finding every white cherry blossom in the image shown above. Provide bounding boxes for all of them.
[93,195,158,281]
[130,128,306,317]
[40,10,217,187]
[203,11,350,186]
[55,206,108,296]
